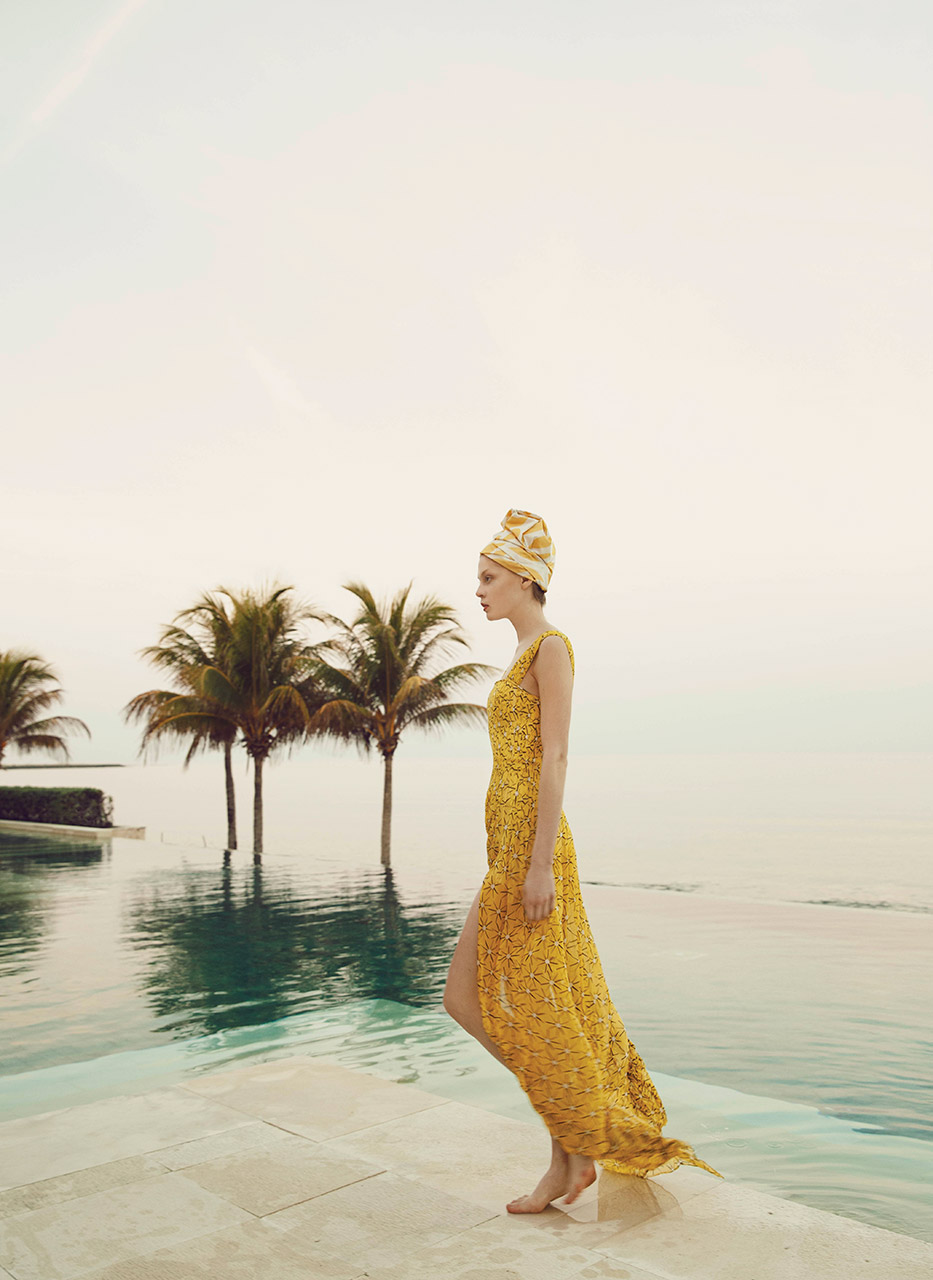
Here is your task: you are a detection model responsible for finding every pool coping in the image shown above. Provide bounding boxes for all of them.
[0,819,145,840]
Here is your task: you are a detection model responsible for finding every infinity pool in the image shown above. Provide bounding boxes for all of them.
[1,830,931,1243]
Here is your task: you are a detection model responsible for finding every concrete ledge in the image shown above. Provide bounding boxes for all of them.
[0,1055,930,1280]
[0,819,145,840]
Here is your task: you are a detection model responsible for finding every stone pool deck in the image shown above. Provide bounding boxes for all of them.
[1,1056,930,1280]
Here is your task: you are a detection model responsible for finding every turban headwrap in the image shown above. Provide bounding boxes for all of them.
[480,509,555,590]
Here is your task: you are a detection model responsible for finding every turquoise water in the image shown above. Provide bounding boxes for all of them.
[1,827,931,1243]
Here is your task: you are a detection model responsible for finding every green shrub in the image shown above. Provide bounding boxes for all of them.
[0,786,113,828]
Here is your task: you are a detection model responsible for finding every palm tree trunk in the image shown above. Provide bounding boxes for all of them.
[253,754,264,855]
[380,751,393,866]
[224,741,237,850]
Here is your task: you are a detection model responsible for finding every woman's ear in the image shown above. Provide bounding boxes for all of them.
[521,577,534,591]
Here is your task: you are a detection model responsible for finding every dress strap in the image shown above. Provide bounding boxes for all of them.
[512,629,574,682]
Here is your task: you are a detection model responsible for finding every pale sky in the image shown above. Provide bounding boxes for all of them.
[2,0,931,760]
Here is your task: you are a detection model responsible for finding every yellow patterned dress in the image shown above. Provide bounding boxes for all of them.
[476,629,722,1179]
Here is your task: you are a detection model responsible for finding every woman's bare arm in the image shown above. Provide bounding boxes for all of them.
[523,634,573,922]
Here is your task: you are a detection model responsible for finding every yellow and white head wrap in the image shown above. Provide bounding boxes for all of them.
[480,509,555,590]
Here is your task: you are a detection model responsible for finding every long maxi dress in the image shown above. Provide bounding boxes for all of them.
[476,629,723,1178]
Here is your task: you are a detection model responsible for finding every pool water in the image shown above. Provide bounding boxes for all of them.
[1,830,931,1243]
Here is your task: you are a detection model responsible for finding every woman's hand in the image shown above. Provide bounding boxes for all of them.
[522,861,556,923]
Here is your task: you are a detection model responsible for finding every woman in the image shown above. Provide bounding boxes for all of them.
[444,508,722,1214]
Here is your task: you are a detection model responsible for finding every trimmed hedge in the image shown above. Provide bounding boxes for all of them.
[0,786,113,828]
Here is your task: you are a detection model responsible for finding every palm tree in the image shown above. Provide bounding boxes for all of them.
[123,607,241,850]
[0,651,90,768]
[207,585,325,855]
[312,582,495,866]
[125,585,323,856]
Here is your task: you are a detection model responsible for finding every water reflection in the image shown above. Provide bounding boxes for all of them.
[122,860,464,1038]
[0,831,106,870]
[0,834,106,973]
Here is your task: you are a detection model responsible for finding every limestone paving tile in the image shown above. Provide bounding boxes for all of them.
[175,1131,386,1216]
[178,1054,449,1140]
[262,1169,496,1272]
[568,1263,668,1280]
[591,1180,933,1280]
[63,1217,362,1280]
[150,1119,296,1171]
[0,1154,167,1218]
[321,1097,548,1211]
[0,1171,252,1280]
[0,1089,254,1190]
[349,1213,617,1280]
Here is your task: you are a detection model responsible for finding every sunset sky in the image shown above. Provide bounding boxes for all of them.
[2,0,930,759]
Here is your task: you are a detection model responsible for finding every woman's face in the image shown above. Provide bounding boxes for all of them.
[476,554,527,621]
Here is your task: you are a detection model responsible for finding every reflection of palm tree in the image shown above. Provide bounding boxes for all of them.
[0,836,104,977]
[123,862,465,1037]
[0,651,90,767]
[376,868,418,1002]
[312,582,494,866]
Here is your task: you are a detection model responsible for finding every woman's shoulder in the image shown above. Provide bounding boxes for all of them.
[536,630,574,666]
[539,628,572,647]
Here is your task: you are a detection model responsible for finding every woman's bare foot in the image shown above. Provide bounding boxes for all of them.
[506,1141,596,1213]
[506,1141,568,1214]
[562,1152,597,1205]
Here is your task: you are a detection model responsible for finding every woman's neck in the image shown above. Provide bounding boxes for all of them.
[509,603,549,647]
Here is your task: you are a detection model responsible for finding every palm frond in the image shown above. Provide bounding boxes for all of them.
[128,584,327,767]
[9,733,73,759]
[0,650,88,762]
[3,689,69,733]
[198,666,244,713]
[308,657,370,706]
[407,702,489,734]
[17,714,90,739]
[141,706,234,746]
[313,583,490,764]
[388,674,430,717]
[122,689,179,724]
[310,699,376,755]
[419,661,498,690]
[260,684,314,728]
